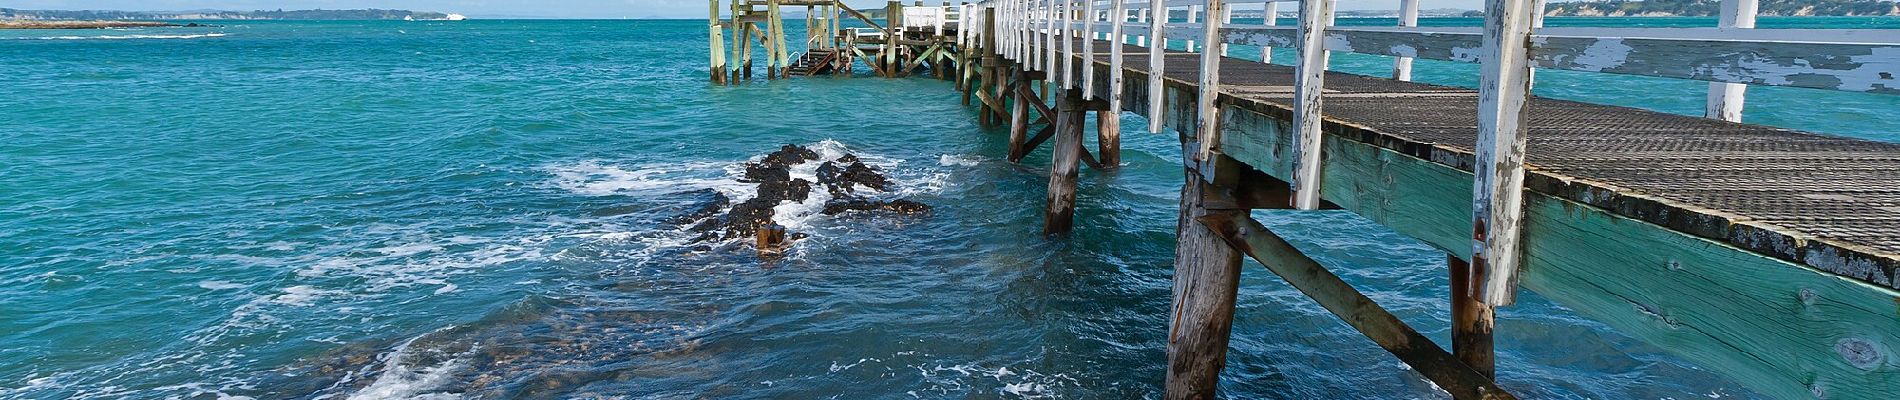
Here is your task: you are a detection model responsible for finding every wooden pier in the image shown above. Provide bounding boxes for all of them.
[711,0,1900,398]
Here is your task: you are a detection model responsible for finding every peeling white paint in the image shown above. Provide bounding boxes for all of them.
[1569,38,1635,72]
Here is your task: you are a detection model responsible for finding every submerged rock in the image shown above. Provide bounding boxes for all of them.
[661,189,731,225]
[821,198,931,216]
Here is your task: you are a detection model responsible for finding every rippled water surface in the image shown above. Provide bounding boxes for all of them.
[3,18,1896,399]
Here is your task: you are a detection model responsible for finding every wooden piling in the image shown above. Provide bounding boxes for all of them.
[1448,255,1498,379]
[1044,88,1085,235]
[1096,108,1119,167]
[708,0,728,84]
[1163,149,1244,400]
[1011,69,1032,156]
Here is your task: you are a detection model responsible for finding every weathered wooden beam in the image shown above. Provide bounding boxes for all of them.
[1472,0,1538,306]
[1163,138,1244,400]
[1104,0,1127,165]
[1015,123,1057,162]
[1289,0,1333,210]
[1045,88,1085,234]
[1196,213,1516,400]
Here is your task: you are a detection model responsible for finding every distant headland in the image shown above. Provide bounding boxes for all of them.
[0,8,466,24]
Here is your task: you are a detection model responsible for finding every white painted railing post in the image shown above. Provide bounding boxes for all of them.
[1063,0,1077,88]
[1135,6,1149,47]
[1472,0,1538,306]
[1186,4,1200,52]
[1111,0,1128,114]
[1146,2,1168,133]
[1261,2,1276,63]
[1392,0,1418,80]
[1707,0,1756,122]
[1084,0,1100,98]
[1047,0,1059,75]
[1290,0,1335,210]
[1196,0,1226,159]
[1218,2,1233,56]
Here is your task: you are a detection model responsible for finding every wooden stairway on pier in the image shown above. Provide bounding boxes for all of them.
[787,48,839,76]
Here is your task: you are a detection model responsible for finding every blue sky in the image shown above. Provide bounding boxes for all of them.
[9,0,1486,19]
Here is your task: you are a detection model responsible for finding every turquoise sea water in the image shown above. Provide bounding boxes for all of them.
[2,18,1895,399]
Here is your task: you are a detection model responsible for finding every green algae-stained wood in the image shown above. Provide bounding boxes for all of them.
[1216,107,1900,400]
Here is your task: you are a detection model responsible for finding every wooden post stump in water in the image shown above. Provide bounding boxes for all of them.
[1165,172,1244,399]
[1449,255,1497,378]
[1044,88,1085,235]
[1010,69,1031,156]
[1096,108,1119,167]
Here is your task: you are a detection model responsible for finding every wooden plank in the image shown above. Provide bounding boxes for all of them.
[1218,105,1900,400]
[1289,0,1333,210]
[1471,0,1537,306]
[1196,212,1516,400]
[1706,0,1757,122]
[1046,89,1085,234]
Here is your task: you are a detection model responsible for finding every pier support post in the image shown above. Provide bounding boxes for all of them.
[1044,88,1085,235]
[708,0,728,84]
[1164,147,1244,400]
[1449,255,1497,378]
[1011,70,1032,156]
[980,6,1001,127]
[1096,109,1119,167]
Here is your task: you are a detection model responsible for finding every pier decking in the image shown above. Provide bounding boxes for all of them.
[1068,38,1900,398]
[708,0,1900,398]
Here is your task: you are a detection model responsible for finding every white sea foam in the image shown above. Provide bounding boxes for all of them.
[346,332,470,400]
[197,280,247,290]
[938,154,984,167]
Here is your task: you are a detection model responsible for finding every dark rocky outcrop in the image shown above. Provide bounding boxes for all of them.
[661,144,928,254]
[815,158,890,197]
[761,144,820,167]
[739,163,790,183]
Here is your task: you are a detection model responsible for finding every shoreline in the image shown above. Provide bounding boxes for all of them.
[0,20,180,29]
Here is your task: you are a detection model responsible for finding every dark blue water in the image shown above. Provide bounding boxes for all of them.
[2,18,1893,399]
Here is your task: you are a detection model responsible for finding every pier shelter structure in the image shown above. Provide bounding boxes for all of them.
[711,0,1900,398]
[708,0,974,82]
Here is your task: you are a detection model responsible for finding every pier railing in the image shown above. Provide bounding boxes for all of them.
[959,0,1899,398]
